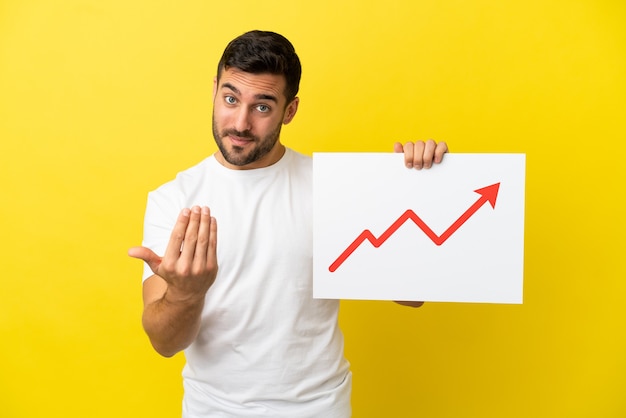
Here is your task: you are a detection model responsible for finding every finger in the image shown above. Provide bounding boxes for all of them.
[422,139,437,169]
[402,141,415,168]
[179,206,201,265]
[193,206,212,268]
[412,141,426,169]
[128,246,162,273]
[434,141,448,163]
[206,215,218,271]
[393,142,404,153]
[163,208,191,260]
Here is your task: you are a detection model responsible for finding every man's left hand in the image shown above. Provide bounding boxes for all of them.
[394,140,448,169]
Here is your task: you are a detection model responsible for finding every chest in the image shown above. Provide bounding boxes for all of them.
[187,170,313,280]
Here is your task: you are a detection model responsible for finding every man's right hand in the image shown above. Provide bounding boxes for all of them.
[129,205,218,302]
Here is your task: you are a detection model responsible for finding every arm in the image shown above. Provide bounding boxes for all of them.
[128,206,218,357]
[392,139,449,308]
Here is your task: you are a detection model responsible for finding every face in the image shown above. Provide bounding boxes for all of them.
[212,68,299,170]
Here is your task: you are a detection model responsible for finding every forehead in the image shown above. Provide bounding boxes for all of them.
[217,68,287,102]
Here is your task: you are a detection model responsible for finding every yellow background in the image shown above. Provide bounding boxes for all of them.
[1,1,625,417]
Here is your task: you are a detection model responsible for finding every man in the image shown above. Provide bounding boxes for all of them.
[129,30,447,417]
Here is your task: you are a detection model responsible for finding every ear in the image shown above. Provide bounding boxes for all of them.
[212,76,218,100]
[283,97,299,125]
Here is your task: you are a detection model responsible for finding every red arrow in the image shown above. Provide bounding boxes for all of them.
[328,182,500,272]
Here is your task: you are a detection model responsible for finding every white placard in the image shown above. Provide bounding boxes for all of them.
[313,153,526,304]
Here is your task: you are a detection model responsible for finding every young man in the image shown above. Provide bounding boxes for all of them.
[129,30,447,417]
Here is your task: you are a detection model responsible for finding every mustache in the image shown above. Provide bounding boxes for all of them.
[222,129,256,140]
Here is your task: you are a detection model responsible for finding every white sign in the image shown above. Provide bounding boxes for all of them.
[313,153,526,304]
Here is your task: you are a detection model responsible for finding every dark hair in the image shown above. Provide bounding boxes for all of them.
[217,30,302,103]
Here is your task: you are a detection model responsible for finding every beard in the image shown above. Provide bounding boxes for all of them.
[212,115,283,167]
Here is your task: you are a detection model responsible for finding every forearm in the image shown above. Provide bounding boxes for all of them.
[142,291,205,357]
[394,301,425,308]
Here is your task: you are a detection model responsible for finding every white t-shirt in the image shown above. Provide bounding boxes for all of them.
[141,148,352,417]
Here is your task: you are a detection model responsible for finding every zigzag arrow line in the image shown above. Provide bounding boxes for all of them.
[328,183,500,272]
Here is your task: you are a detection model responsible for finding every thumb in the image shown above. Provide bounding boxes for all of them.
[128,246,162,273]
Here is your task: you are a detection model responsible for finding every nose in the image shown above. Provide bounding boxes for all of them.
[233,107,251,133]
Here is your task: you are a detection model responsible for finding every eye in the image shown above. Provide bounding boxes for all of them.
[224,96,237,105]
[256,104,270,113]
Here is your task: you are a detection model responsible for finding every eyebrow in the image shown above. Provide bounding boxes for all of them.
[221,82,278,103]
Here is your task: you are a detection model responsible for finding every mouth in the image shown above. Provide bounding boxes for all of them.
[226,133,255,148]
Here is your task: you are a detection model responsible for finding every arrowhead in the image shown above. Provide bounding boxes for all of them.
[474,183,500,208]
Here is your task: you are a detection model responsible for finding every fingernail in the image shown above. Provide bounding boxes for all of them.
[192,206,201,214]
[202,206,209,215]
[182,208,191,216]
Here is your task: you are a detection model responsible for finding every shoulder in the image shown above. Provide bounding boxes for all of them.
[286,148,312,163]
[146,156,216,209]
[152,156,214,194]
[284,148,312,174]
